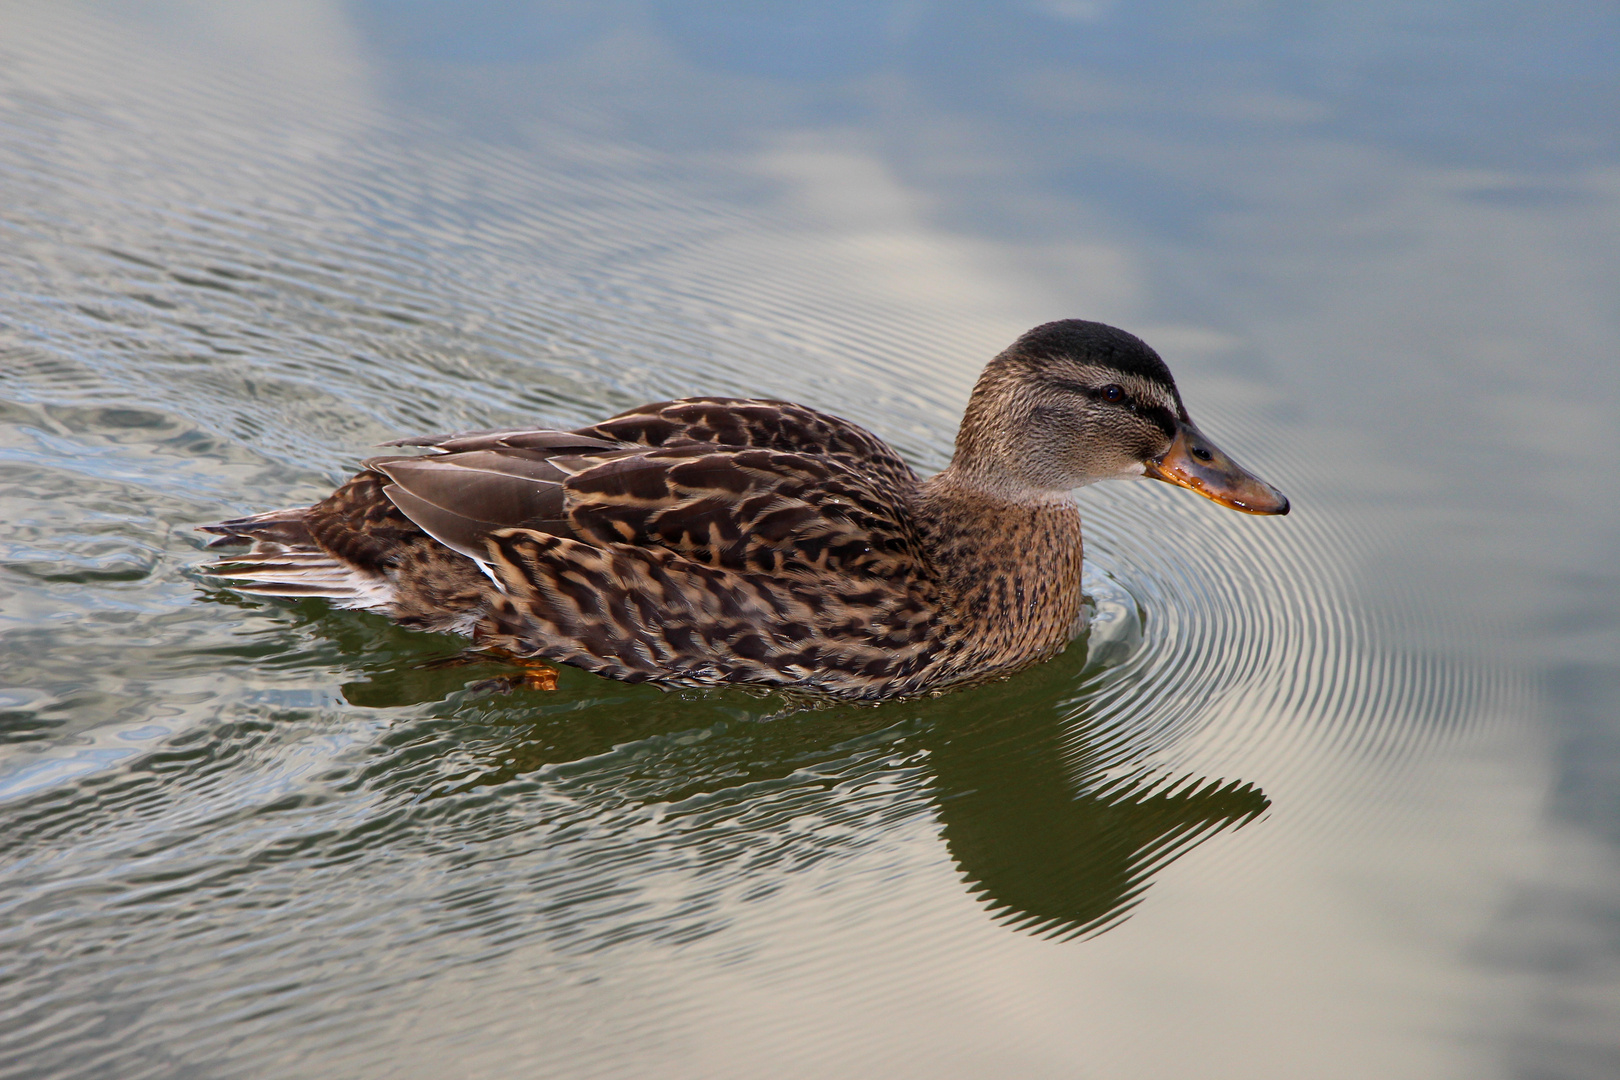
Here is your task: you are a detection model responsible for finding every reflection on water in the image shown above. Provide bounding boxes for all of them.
[0,3,1615,1079]
[930,708,1267,940]
[328,592,1270,943]
[927,659,1269,941]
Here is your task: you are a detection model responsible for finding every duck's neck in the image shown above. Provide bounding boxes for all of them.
[913,465,1087,669]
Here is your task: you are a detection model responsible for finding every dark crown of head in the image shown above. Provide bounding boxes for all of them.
[1009,320,1177,389]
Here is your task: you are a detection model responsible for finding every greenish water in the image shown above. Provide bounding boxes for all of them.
[1,4,1616,1078]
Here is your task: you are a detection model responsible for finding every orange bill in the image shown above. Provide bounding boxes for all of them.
[1143,420,1290,515]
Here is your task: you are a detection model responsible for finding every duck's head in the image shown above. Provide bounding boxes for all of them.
[948,319,1289,515]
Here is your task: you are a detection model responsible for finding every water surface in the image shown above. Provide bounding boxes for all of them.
[1,4,1617,1079]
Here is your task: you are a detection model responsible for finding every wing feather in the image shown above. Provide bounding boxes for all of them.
[561,447,930,580]
[362,403,928,586]
[367,456,567,521]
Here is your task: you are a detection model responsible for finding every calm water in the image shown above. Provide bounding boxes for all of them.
[1,4,1617,1078]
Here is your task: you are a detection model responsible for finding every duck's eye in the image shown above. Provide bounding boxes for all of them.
[1101,384,1125,403]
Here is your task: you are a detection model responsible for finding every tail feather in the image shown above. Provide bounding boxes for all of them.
[199,507,316,550]
[198,510,395,611]
[224,580,370,599]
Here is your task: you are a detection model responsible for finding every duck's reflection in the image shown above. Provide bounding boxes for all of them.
[927,692,1267,940]
[313,604,1269,941]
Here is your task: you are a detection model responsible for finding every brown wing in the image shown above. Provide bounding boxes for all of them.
[559,445,929,578]
[371,443,931,578]
[371,408,949,696]
[367,398,931,582]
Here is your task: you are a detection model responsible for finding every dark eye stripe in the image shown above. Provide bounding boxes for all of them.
[1049,379,1179,438]
[1141,405,1178,439]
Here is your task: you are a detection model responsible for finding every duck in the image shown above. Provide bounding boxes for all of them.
[200,319,1289,700]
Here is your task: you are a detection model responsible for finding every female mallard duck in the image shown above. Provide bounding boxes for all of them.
[201,320,1288,700]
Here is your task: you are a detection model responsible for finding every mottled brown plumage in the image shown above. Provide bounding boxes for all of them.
[200,320,1289,700]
